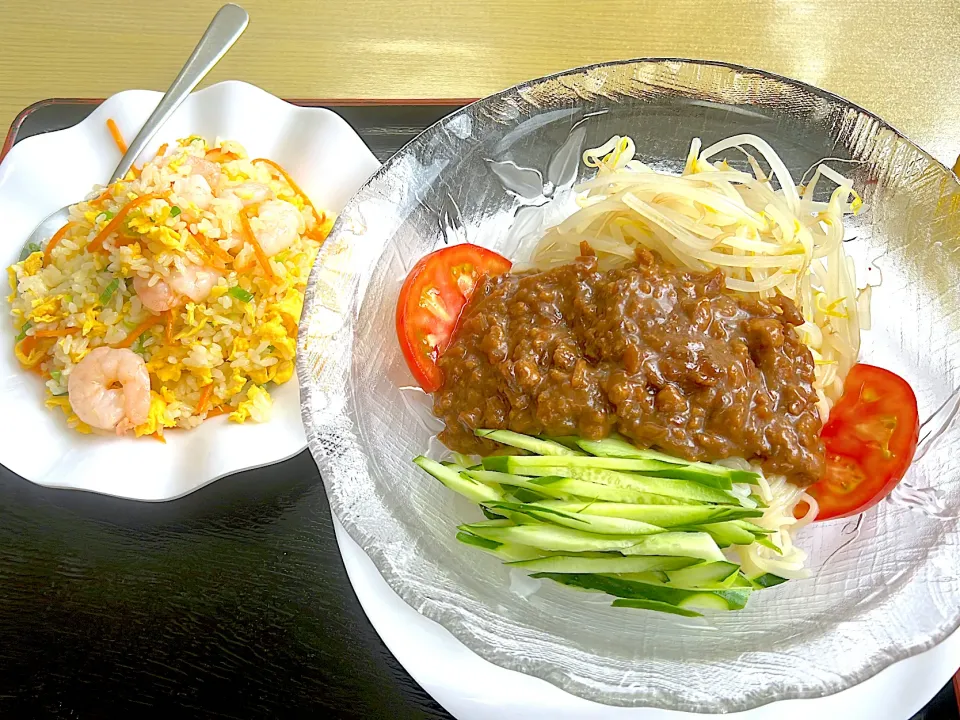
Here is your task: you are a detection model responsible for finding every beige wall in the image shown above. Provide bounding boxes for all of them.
[2,0,959,166]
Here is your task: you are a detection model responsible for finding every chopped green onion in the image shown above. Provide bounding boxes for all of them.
[18,242,42,262]
[101,211,116,222]
[228,286,254,302]
[50,370,62,382]
[170,206,182,217]
[266,345,275,353]
[99,278,120,305]
[15,321,32,342]
[132,334,149,356]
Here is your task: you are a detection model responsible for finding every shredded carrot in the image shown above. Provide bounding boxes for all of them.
[206,148,239,163]
[90,188,112,206]
[43,222,75,265]
[33,327,79,338]
[190,231,232,263]
[154,143,168,160]
[106,118,128,154]
[252,157,323,227]
[195,384,214,414]
[87,192,166,253]
[151,431,167,444]
[239,206,277,281]
[113,315,161,349]
[164,310,175,345]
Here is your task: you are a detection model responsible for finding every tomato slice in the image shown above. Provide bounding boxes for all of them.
[396,244,512,392]
[806,363,920,521]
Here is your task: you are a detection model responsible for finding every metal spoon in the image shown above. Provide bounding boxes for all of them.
[18,3,249,261]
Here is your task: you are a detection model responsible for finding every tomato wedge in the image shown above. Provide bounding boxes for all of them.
[806,363,920,521]
[396,244,512,392]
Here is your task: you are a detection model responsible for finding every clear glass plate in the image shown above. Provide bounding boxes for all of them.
[298,59,960,711]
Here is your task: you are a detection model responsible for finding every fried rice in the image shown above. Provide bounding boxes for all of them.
[7,134,334,438]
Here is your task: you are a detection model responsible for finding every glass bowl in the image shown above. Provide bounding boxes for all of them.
[297,59,960,712]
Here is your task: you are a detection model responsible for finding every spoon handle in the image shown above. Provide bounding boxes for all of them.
[109,4,249,182]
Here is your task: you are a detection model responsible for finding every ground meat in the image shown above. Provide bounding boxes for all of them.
[433,249,825,485]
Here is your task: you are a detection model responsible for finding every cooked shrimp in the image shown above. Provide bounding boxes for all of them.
[184,156,222,189]
[68,347,151,434]
[219,182,272,208]
[251,200,303,256]
[134,265,221,312]
[172,173,214,211]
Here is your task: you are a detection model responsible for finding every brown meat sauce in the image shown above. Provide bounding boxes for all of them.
[433,249,825,485]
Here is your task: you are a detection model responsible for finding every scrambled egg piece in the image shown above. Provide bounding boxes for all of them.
[230,384,272,423]
[275,360,294,385]
[45,396,92,434]
[22,252,44,276]
[7,266,18,302]
[82,307,104,337]
[28,294,67,325]
[224,371,247,399]
[258,314,296,360]
[148,347,186,383]
[14,338,45,369]
[188,365,214,386]
[134,391,178,438]
[275,289,303,335]
[128,206,184,251]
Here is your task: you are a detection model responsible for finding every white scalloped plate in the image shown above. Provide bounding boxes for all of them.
[0,81,380,501]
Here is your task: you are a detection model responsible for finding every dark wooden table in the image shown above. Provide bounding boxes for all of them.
[0,101,955,719]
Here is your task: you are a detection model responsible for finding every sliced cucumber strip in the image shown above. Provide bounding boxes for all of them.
[575,436,760,485]
[753,536,784,554]
[455,531,545,562]
[680,588,751,611]
[508,487,551,503]
[467,470,684,504]
[540,435,583,451]
[460,523,648,553]
[507,555,698,574]
[534,572,750,611]
[533,501,762,526]
[451,452,480,468]
[619,531,725,562]
[691,521,757,548]
[664,561,740,589]
[732,519,775,535]
[414,456,504,504]
[481,506,506,521]
[465,470,573,500]
[610,598,703,617]
[485,501,666,536]
[749,573,790,589]
[481,457,740,505]
[475,429,582,456]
